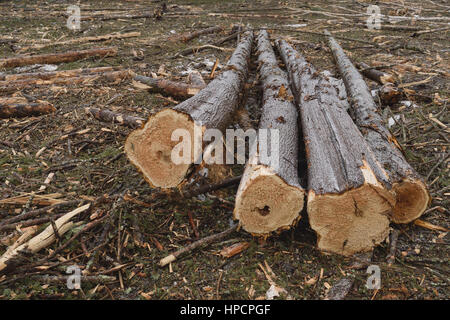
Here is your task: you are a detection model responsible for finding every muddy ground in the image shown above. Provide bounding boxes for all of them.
[0,0,448,300]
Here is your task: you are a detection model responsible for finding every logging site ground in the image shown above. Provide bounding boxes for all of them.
[0,0,448,301]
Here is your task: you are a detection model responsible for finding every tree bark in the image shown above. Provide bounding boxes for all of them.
[278,40,393,256]
[325,31,430,224]
[133,74,205,99]
[125,31,254,188]
[234,31,305,235]
[86,107,144,129]
[0,47,117,68]
[0,101,55,118]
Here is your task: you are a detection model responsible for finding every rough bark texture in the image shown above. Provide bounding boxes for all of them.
[0,101,55,118]
[0,47,117,68]
[133,74,205,99]
[278,40,393,256]
[325,31,430,224]
[125,31,254,188]
[86,108,144,129]
[234,31,305,235]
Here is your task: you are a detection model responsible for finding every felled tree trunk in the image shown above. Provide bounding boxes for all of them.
[86,108,144,129]
[0,101,55,118]
[133,74,205,99]
[125,31,254,188]
[234,31,305,235]
[278,40,393,256]
[0,47,117,68]
[325,31,430,224]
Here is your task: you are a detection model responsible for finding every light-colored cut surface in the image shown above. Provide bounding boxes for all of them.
[392,179,430,223]
[234,165,304,235]
[308,184,391,256]
[125,108,199,188]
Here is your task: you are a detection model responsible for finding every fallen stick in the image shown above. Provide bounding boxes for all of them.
[325,31,430,224]
[174,32,238,57]
[0,47,118,68]
[278,40,393,256]
[356,62,395,85]
[125,31,254,188]
[0,101,55,119]
[234,31,305,235]
[181,175,242,198]
[159,224,237,267]
[133,74,206,99]
[0,204,90,272]
[18,32,140,52]
[0,200,83,227]
[86,107,144,129]
[169,26,223,42]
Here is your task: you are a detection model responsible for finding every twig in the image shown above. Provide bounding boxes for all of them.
[159,224,238,267]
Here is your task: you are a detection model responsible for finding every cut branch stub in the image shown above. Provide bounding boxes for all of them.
[125,31,254,188]
[325,31,430,224]
[234,31,305,235]
[278,40,393,256]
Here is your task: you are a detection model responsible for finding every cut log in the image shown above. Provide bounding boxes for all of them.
[234,31,305,235]
[133,74,205,99]
[277,40,393,256]
[0,47,117,68]
[325,31,430,224]
[86,107,144,129]
[356,62,395,85]
[0,70,130,93]
[0,101,55,118]
[125,31,254,188]
[169,26,223,42]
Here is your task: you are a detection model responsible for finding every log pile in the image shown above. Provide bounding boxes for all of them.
[122,30,429,256]
[277,40,393,255]
[325,31,430,224]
